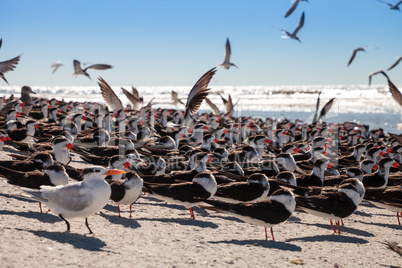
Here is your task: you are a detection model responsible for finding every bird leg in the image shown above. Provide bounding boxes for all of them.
[189,207,195,219]
[39,202,43,213]
[59,214,70,232]
[129,204,133,218]
[270,227,275,241]
[85,218,93,234]
[264,227,268,240]
[330,220,336,233]
[397,212,401,226]
[118,205,121,218]
[340,219,344,226]
[336,221,341,234]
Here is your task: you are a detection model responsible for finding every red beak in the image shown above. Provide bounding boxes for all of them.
[294,148,301,153]
[327,163,334,168]
[373,164,379,171]
[392,162,400,168]
[124,162,131,169]
[379,152,385,157]
[207,155,213,163]
[265,139,272,145]
[66,143,75,150]
[213,139,219,143]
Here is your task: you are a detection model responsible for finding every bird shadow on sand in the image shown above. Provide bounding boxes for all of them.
[0,192,38,204]
[355,219,402,230]
[0,209,60,223]
[99,210,141,229]
[15,228,108,252]
[135,216,219,229]
[208,239,302,251]
[292,221,374,238]
[286,234,368,244]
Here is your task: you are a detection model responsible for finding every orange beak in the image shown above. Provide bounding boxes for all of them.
[103,169,126,176]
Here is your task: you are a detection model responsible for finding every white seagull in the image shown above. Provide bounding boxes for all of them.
[218,38,238,69]
[21,166,126,234]
[280,12,305,43]
[0,39,21,85]
[73,59,112,80]
[50,61,63,74]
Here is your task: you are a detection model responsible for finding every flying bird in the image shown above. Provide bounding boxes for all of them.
[50,61,63,74]
[73,59,112,80]
[368,70,389,86]
[218,38,238,69]
[387,56,402,71]
[280,12,305,43]
[377,0,402,10]
[285,0,308,18]
[347,47,366,67]
[0,38,21,85]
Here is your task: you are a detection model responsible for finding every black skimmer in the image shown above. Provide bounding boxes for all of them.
[364,186,402,225]
[377,0,402,10]
[362,157,398,187]
[20,166,125,233]
[213,173,270,203]
[279,11,305,43]
[51,136,75,165]
[0,164,68,189]
[108,171,143,218]
[347,47,366,67]
[202,188,296,240]
[296,158,331,187]
[284,0,308,18]
[73,60,112,80]
[218,38,238,69]
[50,61,63,73]
[8,119,38,144]
[0,151,54,172]
[295,183,362,234]
[0,38,20,85]
[143,172,217,219]
[171,90,184,106]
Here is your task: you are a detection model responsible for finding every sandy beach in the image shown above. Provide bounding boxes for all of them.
[0,148,401,268]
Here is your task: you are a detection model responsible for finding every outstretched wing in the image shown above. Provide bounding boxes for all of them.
[184,68,217,117]
[86,64,112,71]
[292,11,305,35]
[285,0,300,18]
[0,55,20,73]
[318,97,336,120]
[98,77,123,112]
[388,79,402,107]
[205,97,220,115]
[387,56,402,71]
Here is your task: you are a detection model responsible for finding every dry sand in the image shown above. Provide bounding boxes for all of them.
[0,148,401,268]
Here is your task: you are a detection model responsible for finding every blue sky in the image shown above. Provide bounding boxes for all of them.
[1,0,402,87]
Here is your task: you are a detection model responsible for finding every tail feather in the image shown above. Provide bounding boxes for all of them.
[20,187,47,202]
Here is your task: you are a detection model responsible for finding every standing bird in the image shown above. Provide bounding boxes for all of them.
[280,11,305,43]
[73,59,112,80]
[347,47,366,67]
[202,188,296,240]
[20,166,125,234]
[218,38,238,69]
[0,39,20,85]
[387,56,402,71]
[50,61,63,73]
